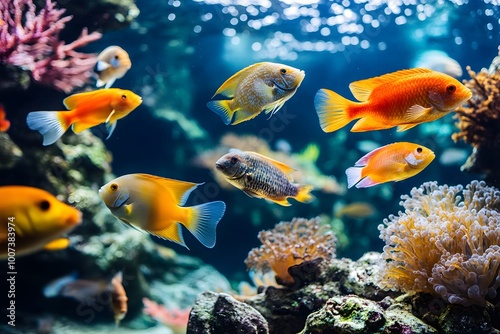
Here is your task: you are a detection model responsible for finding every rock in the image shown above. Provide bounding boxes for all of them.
[188,291,269,334]
[0,132,23,170]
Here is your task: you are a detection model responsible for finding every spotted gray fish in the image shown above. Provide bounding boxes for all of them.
[215,150,314,206]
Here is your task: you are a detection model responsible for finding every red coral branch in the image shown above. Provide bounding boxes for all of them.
[0,0,102,92]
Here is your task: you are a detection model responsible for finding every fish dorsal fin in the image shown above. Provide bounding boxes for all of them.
[349,68,433,101]
[213,63,265,98]
[354,144,390,166]
[136,174,200,206]
[245,151,296,176]
[63,90,100,110]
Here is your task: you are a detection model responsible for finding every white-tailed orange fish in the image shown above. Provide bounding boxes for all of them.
[0,104,10,132]
[315,68,472,133]
[99,174,226,249]
[346,142,435,188]
[215,150,314,206]
[0,186,82,258]
[26,88,142,145]
[207,62,305,125]
[94,46,132,88]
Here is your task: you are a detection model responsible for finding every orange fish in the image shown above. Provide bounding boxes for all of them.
[94,46,132,88]
[315,68,472,133]
[207,62,305,125]
[346,142,435,188]
[99,174,226,249]
[0,186,82,258]
[110,272,128,326]
[0,104,11,132]
[26,88,142,145]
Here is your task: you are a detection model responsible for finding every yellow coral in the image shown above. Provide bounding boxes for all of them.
[378,180,500,306]
[245,217,336,286]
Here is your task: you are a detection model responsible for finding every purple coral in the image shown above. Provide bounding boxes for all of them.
[0,0,102,92]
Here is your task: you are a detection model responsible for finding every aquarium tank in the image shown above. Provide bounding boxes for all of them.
[1,0,500,333]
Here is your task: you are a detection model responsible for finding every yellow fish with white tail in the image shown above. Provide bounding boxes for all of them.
[99,174,226,249]
[346,142,435,188]
[207,62,305,125]
[215,150,314,206]
[94,46,132,88]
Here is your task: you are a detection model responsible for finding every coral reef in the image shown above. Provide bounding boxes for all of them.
[378,180,500,306]
[0,0,102,92]
[452,56,500,187]
[245,217,337,287]
[143,298,191,334]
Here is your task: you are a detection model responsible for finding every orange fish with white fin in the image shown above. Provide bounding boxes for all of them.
[26,88,142,145]
[99,174,226,249]
[315,68,472,133]
[0,186,82,258]
[346,142,435,188]
[0,104,10,132]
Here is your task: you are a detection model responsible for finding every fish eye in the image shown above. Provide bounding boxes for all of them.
[39,200,51,211]
[280,68,287,74]
[246,175,253,182]
[416,147,423,153]
[121,94,127,100]
[110,183,119,191]
[114,55,119,59]
[446,84,456,93]
[230,157,238,164]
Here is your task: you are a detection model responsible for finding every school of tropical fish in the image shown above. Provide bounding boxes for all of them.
[1,42,474,326]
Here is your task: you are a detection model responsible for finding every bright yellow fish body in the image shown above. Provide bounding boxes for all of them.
[99,174,226,249]
[215,150,314,206]
[346,142,435,188]
[0,186,82,258]
[208,62,305,125]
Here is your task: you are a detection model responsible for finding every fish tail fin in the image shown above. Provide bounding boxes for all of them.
[26,111,71,146]
[207,100,234,125]
[184,201,226,248]
[314,89,354,133]
[346,167,363,189]
[295,184,315,203]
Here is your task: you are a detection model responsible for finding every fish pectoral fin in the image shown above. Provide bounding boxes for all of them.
[134,174,200,205]
[44,238,71,251]
[244,151,296,176]
[402,105,434,123]
[105,110,116,124]
[349,68,432,102]
[149,223,188,249]
[350,118,394,132]
[213,62,265,98]
[242,188,261,198]
[95,60,111,72]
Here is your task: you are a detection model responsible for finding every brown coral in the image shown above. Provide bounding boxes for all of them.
[378,180,500,306]
[245,217,336,287]
[452,61,500,187]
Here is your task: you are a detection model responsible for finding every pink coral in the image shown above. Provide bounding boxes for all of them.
[0,0,102,92]
[143,298,190,334]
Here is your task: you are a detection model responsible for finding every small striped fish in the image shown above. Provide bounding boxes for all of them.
[215,150,314,206]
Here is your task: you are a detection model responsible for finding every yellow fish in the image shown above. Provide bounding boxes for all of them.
[27,88,142,145]
[334,202,376,219]
[315,68,472,133]
[346,142,435,188]
[207,62,305,125]
[0,186,82,258]
[99,174,226,249]
[215,150,314,206]
[94,46,132,88]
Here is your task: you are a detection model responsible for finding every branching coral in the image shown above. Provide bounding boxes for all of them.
[245,217,337,287]
[378,180,500,306]
[0,0,102,92]
[452,55,500,187]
